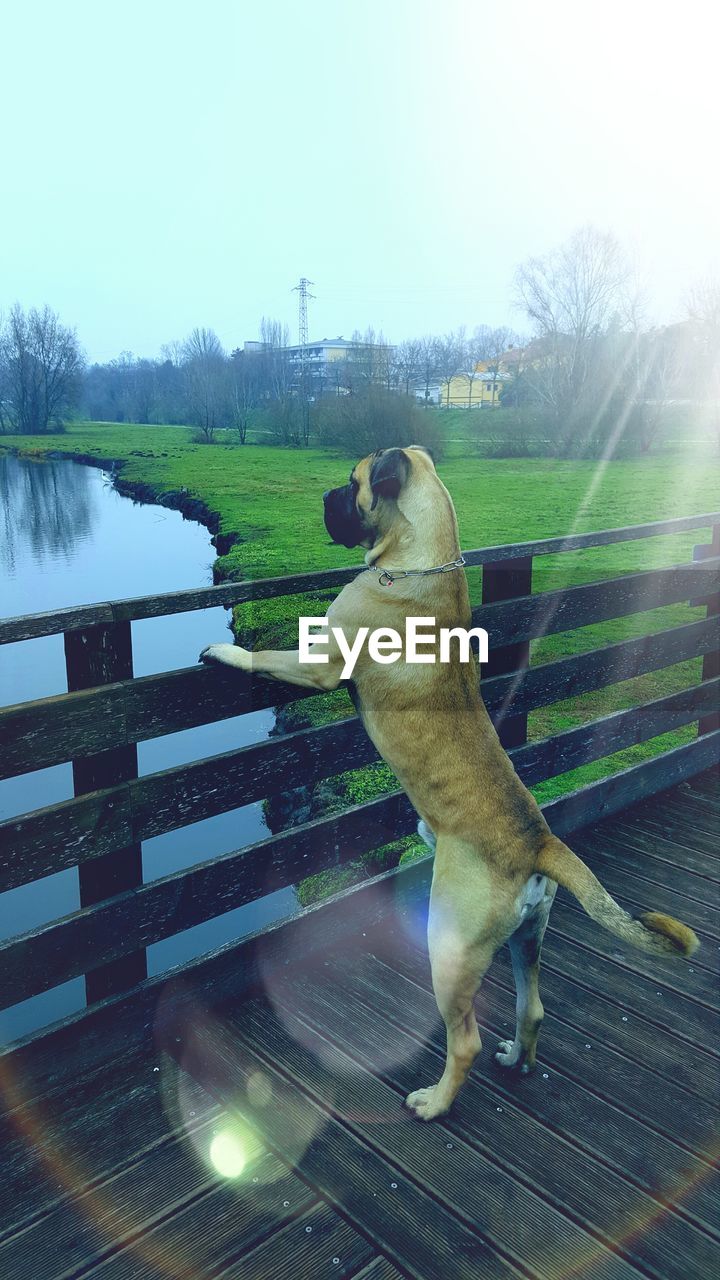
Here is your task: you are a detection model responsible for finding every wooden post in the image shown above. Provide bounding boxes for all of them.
[693,522,720,737]
[64,620,147,1001]
[481,556,533,748]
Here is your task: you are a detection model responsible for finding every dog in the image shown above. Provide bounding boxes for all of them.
[201,445,698,1120]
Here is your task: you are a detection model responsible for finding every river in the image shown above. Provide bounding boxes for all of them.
[0,451,297,1045]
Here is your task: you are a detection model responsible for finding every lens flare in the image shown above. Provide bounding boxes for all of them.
[209,1130,247,1179]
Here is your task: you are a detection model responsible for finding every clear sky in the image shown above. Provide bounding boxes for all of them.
[1,0,718,363]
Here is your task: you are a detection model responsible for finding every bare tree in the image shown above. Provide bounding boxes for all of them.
[0,304,84,434]
[462,328,489,409]
[416,335,440,405]
[626,326,687,452]
[258,317,300,444]
[476,325,519,406]
[436,329,467,409]
[514,226,630,450]
[344,327,393,392]
[181,327,228,443]
[228,348,261,443]
[687,278,720,448]
[394,338,423,396]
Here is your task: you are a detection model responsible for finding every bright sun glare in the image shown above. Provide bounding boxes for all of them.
[209,1131,247,1180]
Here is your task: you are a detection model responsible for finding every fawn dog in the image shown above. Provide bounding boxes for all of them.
[201,446,698,1120]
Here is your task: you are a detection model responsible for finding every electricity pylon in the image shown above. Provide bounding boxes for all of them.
[292,278,315,445]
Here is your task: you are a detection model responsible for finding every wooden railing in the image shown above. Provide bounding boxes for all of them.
[1,513,719,1034]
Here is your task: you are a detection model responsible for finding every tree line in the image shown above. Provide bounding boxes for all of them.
[1,227,718,456]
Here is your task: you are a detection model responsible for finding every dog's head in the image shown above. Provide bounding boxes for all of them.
[323,445,436,549]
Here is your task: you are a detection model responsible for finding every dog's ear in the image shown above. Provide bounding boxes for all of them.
[369,448,410,510]
[413,444,436,463]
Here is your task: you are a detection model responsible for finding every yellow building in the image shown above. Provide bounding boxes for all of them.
[442,363,510,408]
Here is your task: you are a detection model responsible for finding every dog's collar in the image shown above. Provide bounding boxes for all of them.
[368,556,466,588]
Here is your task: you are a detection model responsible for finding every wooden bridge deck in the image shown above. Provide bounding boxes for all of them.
[1,772,717,1280]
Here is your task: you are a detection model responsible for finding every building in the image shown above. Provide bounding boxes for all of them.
[244,336,359,371]
[441,363,512,408]
[242,335,395,397]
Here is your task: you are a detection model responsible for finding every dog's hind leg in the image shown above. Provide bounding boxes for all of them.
[495,877,557,1074]
[405,853,495,1121]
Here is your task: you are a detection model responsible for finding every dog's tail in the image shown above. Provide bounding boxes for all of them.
[535,835,699,958]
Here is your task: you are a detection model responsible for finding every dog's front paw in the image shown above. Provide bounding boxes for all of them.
[198,643,251,671]
[404,1085,450,1121]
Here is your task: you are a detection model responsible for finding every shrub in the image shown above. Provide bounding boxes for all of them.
[313,388,444,458]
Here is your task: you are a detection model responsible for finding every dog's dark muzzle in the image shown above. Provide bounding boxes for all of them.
[323,485,367,549]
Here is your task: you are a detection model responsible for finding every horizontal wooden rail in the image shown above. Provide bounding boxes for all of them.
[0,730,716,1010]
[1,511,717,645]
[1,562,717,781]
[471,560,719,647]
[1,668,717,893]
[5,739,719,1065]
[484,614,718,717]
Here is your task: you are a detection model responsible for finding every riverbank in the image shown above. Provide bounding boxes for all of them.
[4,421,718,586]
[2,421,717,843]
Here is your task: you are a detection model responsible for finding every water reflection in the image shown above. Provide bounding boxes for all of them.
[0,452,296,1047]
[0,452,97,574]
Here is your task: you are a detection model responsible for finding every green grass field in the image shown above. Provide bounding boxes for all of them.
[2,420,718,893]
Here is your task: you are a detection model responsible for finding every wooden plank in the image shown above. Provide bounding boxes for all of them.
[1,731,717,1010]
[460,511,720,566]
[575,824,720,909]
[481,554,533,748]
[2,609,717,782]
[471,559,720,649]
[176,1018,528,1280]
[526,902,719,1053]
[540,732,720,837]
[514,679,719,787]
[334,952,720,1233]
[213,1202,375,1280]
[565,855,720,943]
[488,952,720,1105]
[0,600,116,645]
[616,808,720,861]
[0,793,411,1007]
[697,523,720,735]
[548,897,716,1004]
[64,621,146,1000]
[0,1042,218,1241]
[544,898,720,1013]
[65,1152,319,1280]
[0,683,126,779]
[664,785,720,818]
[372,942,718,1164]
[539,919,720,1054]
[0,787,132,888]
[483,614,719,716]
[275,956,720,1265]
[176,999,625,1280]
[3,511,717,645]
[132,713,375,844]
[645,787,720,826]
[0,856,423,1073]
[2,677,716,894]
[681,770,719,800]
[581,816,720,881]
[1,742,714,1074]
